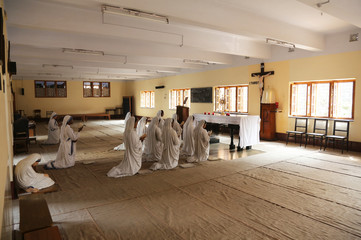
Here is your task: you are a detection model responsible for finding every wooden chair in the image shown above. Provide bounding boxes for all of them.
[286,118,308,146]
[13,117,30,153]
[324,120,350,154]
[305,118,328,150]
[34,109,41,120]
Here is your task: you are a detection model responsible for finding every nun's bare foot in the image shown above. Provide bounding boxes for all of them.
[26,187,39,193]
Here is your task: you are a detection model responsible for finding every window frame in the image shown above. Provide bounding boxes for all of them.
[140,90,155,108]
[214,85,249,113]
[289,79,355,120]
[169,88,190,110]
[34,80,67,98]
[83,81,111,98]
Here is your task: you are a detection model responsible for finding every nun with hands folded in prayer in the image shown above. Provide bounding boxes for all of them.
[107,117,147,178]
[150,118,180,170]
[114,112,131,151]
[156,110,165,130]
[187,120,211,163]
[142,116,163,162]
[45,115,83,169]
[181,115,195,157]
[43,112,60,145]
[16,153,55,192]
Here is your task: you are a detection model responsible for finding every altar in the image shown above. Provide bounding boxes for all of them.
[193,114,260,150]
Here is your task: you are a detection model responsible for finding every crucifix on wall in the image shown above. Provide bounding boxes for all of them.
[250,62,274,102]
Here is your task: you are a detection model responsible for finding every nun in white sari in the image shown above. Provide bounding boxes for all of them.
[43,112,60,144]
[107,117,144,178]
[187,120,210,162]
[142,117,163,162]
[181,115,195,156]
[15,153,55,192]
[114,112,131,151]
[46,115,83,169]
[136,116,147,137]
[156,110,164,130]
[150,118,180,170]
[172,113,182,139]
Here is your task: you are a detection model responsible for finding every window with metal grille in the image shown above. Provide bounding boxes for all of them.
[34,80,67,98]
[83,81,110,97]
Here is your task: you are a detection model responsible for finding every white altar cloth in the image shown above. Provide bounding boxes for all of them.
[193,114,260,148]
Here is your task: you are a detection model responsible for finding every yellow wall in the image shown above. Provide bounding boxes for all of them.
[13,80,127,117]
[129,50,361,142]
[0,2,14,238]
[128,65,259,118]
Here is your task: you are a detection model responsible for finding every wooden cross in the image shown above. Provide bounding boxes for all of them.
[250,62,274,102]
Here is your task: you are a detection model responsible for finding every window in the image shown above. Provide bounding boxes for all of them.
[34,80,67,98]
[290,79,355,119]
[215,85,248,113]
[169,89,190,109]
[140,91,155,108]
[83,81,110,97]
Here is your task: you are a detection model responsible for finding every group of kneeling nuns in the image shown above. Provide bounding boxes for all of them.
[108,110,211,178]
[15,110,211,192]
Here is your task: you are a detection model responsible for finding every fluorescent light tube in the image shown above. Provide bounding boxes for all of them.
[102,5,169,24]
[266,38,295,49]
[62,48,104,56]
[42,64,73,69]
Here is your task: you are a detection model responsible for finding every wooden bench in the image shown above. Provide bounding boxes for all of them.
[58,113,111,122]
[57,114,86,122]
[19,194,62,240]
[84,113,111,121]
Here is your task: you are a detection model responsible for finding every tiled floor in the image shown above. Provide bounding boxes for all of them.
[11,120,361,240]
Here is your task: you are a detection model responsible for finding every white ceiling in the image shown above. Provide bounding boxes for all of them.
[4,0,361,81]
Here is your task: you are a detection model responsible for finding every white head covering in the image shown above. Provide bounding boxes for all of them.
[124,116,135,147]
[15,153,55,190]
[172,113,182,137]
[107,116,143,178]
[50,112,57,119]
[192,120,210,162]
[162,118,175,144]
[150,118,179,170]
[136,116,147,137]
[124,112,131,124]
[156,110,163,118]
[60,115,72,142]
[143,117,163,161]
[182,115,195,155]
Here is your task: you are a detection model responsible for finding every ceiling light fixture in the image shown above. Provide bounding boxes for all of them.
[183,59,216,66]
[350,33,359,42]
[266,38,295,49]
[38,73,62,77]
[62,48,104,56]
[102,5,169,24]
[316,0,330,8]
[42,64,73,69]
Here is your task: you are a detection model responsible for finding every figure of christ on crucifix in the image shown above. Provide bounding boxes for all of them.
[251,63,275,103]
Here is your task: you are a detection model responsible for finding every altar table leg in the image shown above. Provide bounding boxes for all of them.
[229,127,235,150]
[237,136,243,151]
